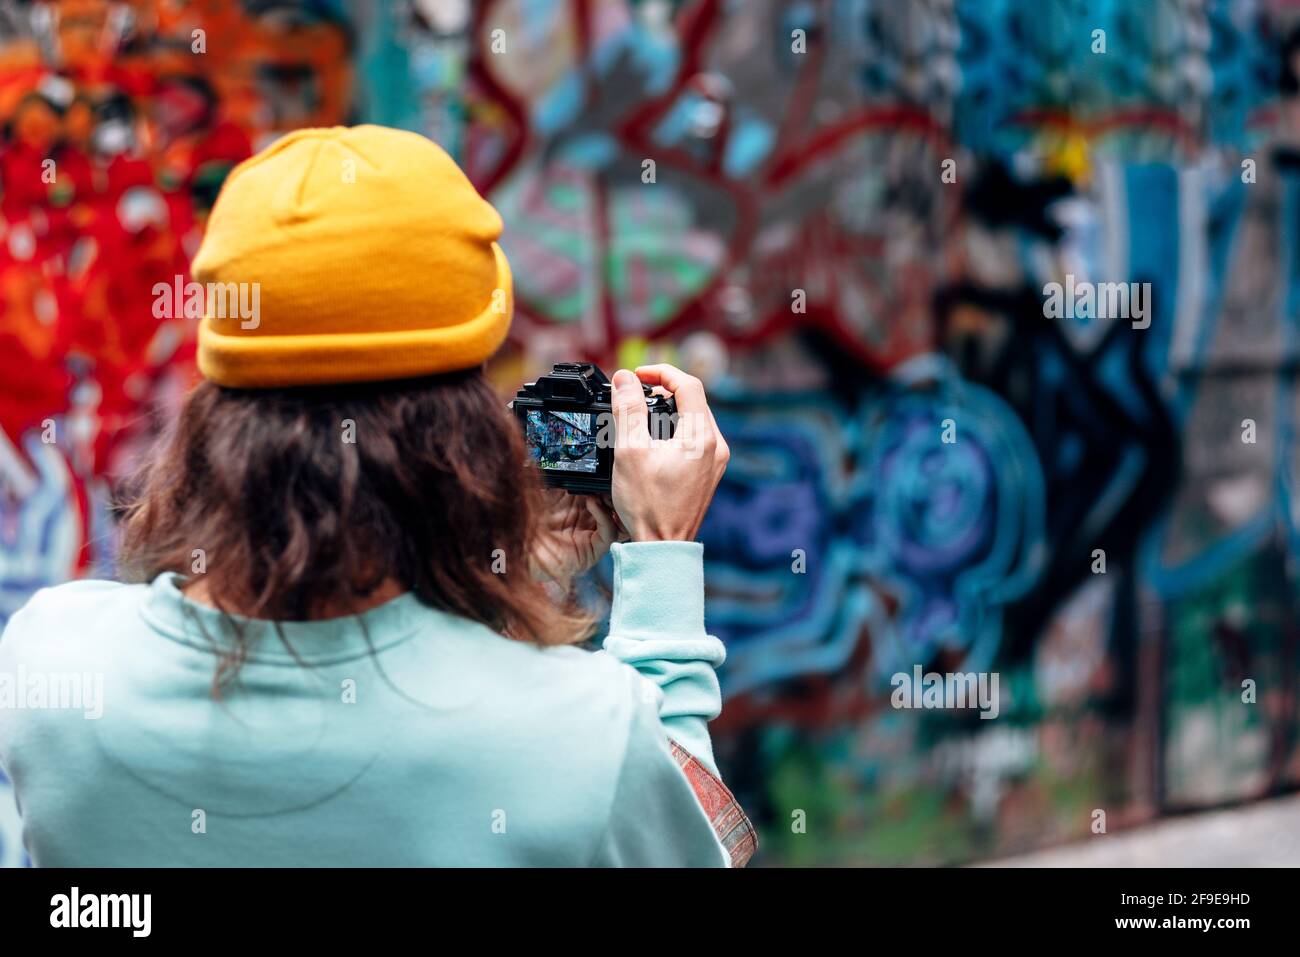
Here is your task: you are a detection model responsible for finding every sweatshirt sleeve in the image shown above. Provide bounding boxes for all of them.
[599,541,726,777]
[589,670,729,867]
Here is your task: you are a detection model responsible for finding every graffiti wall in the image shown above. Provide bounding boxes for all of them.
[3,0,1300,864]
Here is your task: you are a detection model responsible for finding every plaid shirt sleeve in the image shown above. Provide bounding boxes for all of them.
[670,740,757,868]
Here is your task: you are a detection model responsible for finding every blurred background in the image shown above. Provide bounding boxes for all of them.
[2,0,1300,867]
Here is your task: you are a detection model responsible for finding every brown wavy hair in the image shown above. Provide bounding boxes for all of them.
[116,368,591,687]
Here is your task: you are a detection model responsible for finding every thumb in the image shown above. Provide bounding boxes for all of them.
[584,494,618,543]
[611,368,650,450]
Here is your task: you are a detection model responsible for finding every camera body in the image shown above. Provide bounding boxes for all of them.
[511,363,677,494]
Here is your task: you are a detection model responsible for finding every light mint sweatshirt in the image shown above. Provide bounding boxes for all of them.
[0,541,733,866]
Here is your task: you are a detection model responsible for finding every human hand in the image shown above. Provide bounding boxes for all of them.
[531,488,624,586]
[609,364,729,542]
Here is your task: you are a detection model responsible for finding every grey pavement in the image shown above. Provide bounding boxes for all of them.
[980,792,1300,867]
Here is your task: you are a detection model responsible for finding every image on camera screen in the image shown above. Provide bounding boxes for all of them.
[525,409,599,474]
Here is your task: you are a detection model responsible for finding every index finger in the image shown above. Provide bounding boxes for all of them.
[633,363,709,415]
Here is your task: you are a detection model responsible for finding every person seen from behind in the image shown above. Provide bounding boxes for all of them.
[0,125,755,867]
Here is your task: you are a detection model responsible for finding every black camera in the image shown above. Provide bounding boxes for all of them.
[511,363,677,493]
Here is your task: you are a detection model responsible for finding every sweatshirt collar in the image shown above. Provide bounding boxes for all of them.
[139,572,430,665]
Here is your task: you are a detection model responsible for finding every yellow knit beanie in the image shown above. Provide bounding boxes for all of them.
[192,125,512,388]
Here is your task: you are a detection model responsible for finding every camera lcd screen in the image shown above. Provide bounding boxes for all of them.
[525,409,600,474]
